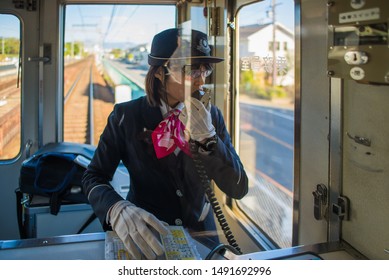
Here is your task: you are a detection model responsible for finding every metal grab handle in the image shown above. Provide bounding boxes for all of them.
[28,56,50,63]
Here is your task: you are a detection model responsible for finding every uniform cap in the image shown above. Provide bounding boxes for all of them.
[148,28,224,66]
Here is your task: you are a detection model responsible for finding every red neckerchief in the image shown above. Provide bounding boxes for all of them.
[151,108,190,159]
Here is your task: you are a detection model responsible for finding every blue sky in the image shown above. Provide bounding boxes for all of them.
[64,5,176,47]
[0,14,20,38]
[0,0,294,46]
[239,0,294,30]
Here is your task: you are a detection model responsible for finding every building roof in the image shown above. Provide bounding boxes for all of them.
[240,22,293,39]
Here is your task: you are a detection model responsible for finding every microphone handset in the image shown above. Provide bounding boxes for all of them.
[191,88,211,107]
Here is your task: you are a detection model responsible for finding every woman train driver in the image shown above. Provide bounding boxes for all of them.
[82,28,248,259]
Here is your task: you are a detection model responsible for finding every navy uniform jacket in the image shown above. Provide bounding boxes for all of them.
[82,96,248,237]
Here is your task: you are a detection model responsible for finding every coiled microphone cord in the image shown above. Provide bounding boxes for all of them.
[189,141,242,255]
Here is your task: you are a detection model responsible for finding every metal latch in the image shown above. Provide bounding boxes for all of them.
[28,43,52,64]
[20,193,30,206]
[24,139,33,158]
[346,132,371,147]
[312,184,328,220]
[332,196,350,220]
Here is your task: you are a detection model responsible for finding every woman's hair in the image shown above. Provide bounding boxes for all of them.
[144,65,168,107]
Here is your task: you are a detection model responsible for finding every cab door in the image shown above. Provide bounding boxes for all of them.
[0,0,40,239]
[230,0,302,249]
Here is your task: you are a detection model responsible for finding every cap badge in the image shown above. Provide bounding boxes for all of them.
[196,38,211,55]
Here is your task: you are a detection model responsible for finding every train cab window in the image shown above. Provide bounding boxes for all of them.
[63,4,175,145]
[0,14,21,160]
[236,0,295,248]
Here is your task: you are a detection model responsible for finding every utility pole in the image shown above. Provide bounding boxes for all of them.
[272,0,277,87]
[71,40,74,58]
[1,37,4,55]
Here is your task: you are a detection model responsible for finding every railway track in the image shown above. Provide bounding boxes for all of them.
[0,56,114,159]
[63,57,94,144]
[64,56,114,144]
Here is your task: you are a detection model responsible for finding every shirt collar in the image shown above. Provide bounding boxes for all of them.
[159,99,185,117]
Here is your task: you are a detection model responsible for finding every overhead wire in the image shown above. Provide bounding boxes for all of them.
[103,5,118,44]
[108,6,139,41]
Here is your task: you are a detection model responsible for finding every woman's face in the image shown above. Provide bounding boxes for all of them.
[162,63,212,107]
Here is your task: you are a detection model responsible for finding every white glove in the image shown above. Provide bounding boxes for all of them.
[180,97,216,142]
[109,200,169,259]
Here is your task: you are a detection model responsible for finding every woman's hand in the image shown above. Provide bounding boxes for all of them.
[109,200,169,259]
[179,97,216,142]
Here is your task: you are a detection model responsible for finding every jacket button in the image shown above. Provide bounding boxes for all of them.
[176,190,183,197]
[175,219,182,226]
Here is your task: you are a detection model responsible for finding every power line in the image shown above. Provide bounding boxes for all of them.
[108,6,139,41]
[103,6,118,43]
